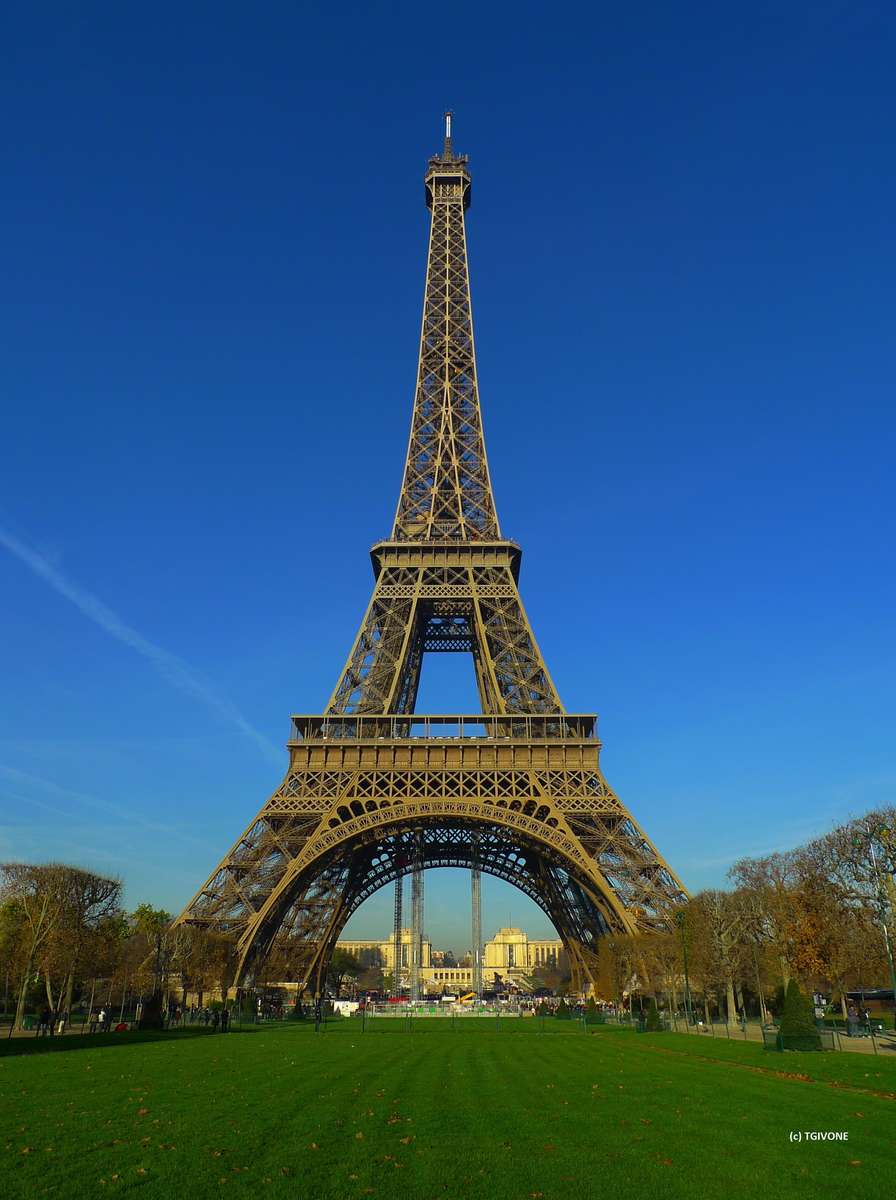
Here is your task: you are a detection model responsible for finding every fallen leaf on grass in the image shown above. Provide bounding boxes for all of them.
[387,1116,401,1125]
[640,1119,652,1126]
[355,1131,364,1140]
[399,1136,414,1145]
[850,1161,862,1167]
[543,1144,556,1153]
[309,1142,319,1150]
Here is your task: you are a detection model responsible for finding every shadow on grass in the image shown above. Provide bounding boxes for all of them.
[0,1026,261,1058]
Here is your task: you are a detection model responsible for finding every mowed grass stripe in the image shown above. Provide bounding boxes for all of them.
[2,1023,894,1200]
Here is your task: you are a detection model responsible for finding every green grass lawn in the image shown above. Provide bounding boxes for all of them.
[2,1020,895,1200]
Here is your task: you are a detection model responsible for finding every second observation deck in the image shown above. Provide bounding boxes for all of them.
[289,714,598,744]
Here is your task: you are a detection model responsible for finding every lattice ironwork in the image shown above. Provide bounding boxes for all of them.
[174,116,688,998]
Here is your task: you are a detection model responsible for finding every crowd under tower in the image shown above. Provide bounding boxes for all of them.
[174,115,688,997]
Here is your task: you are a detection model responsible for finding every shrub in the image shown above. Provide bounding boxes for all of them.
[645,998,662,1032]
[555,999,571,1020]
[779,980,821,1051]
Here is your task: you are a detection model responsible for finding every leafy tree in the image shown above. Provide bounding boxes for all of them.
[327,948,361,996]
[603,934,639,1013]
[555,998,571,1019]
[51,869,121,1017]
[357,965,384,994]
[531,963,564,994]
[130,904,172,1029]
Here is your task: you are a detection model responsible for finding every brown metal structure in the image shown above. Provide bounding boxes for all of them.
[174,116,688,996]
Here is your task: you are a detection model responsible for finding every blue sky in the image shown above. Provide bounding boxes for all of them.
[1,3,893,953]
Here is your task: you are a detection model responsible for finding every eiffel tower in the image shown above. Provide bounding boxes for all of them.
[174,115,688,997]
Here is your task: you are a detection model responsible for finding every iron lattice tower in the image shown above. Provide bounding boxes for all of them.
[174,115,688,998]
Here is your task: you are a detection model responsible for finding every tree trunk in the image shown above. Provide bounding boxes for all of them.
[44,971,55,1012]
[780,955,791,989]
[840,992,849,1021]
[735,982,744,1015]
[14,952,36,1030]
[726,977,738,1025]
[63,970,75,1018]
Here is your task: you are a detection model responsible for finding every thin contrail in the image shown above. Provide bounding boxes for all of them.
[0,767,210,845]
[0,526,281,763]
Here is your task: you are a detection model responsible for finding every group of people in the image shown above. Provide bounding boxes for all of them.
[846,1003,875,1036]
[32,1003,234,1035]
[35,1007,71,1036]
[189,1006,231,1031]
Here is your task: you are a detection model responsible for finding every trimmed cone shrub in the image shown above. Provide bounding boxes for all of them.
[645,998,662,1031]
[555,999,571,1019]
[779,979,821,1051]
[137,991,165,1031]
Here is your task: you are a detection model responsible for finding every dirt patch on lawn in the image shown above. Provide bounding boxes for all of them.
[638,1043,896,1101]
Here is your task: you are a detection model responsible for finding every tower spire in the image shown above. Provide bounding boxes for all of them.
[392,114,500,542]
